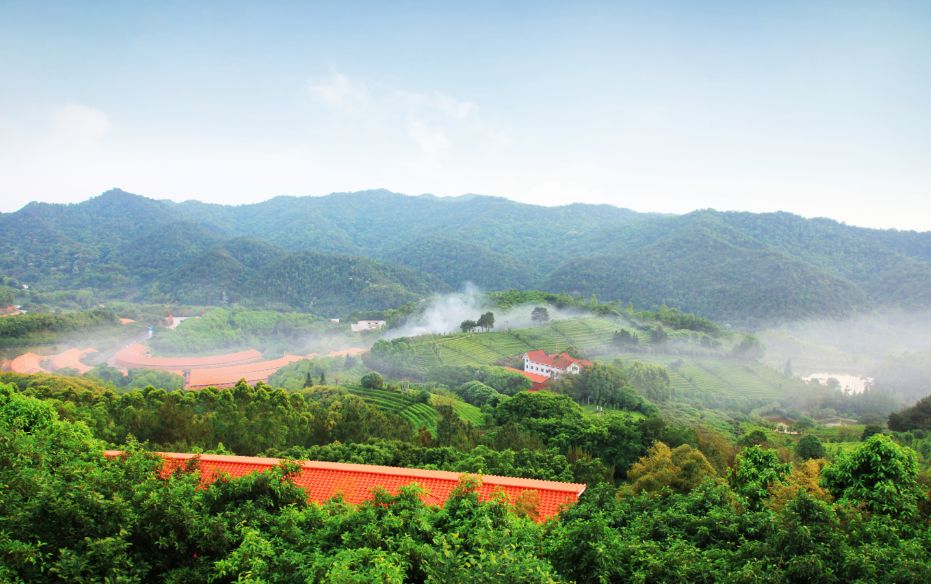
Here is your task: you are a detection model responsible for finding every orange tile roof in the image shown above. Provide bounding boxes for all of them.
[49,348,98,375]
[185,355,304,389]
[504,366,549,385]
[104,450,584,521]
[9,352,47,374]
[524,350,592,370]
[114,344,263,370]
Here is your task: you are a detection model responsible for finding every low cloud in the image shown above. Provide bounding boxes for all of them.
[383,283,591,339]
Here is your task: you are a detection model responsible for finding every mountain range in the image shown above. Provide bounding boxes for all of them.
[2,188,930,324]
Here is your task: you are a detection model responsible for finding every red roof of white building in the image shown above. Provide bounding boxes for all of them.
[524,350,592,370]
[104,450,584,521]
[504,367,549,391]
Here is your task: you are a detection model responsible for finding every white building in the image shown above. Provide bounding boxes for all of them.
[523,350,591,379]
[351,320,387,333]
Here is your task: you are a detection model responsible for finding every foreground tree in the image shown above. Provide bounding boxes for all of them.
[730,446,790,509]
[821,433,923,517]
[625,441,717,495]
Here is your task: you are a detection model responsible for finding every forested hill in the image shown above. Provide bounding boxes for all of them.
[3,188,931,323]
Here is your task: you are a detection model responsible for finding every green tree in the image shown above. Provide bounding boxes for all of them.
[459,319,477,333]
[731,335,763,361]
[888,394,931,431]
[795,435,825,460]
[649,325,668,344]
[476,311,495,332]
[531,306,550,325]
[821,434,923,517]
[625,441,717,494]
[613,328,639,348]
[730,446,790,509]
[739,429,769,447]
[435,405,475,450]
[792,415,815,431]
[455,380,501,407]
[622,361,671,401]
[861,424,884,441]
[360,372,384,389]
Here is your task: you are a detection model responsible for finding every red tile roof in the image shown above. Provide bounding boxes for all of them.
[104,450,584,521]
[504,367,549,391]
[524,350,592,370]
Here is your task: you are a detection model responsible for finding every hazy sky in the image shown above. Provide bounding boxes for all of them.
[1,1,930,229]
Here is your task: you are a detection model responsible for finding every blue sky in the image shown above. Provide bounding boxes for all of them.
[1,0,929,229]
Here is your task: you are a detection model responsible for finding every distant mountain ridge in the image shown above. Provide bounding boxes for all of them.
[2,188,930,323]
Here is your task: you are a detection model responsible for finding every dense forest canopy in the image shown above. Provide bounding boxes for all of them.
[2,378,929,582]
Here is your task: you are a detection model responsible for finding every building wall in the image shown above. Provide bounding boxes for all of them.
[523,355,564,379]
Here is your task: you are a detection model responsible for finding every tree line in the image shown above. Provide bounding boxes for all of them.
[2,382,929,582]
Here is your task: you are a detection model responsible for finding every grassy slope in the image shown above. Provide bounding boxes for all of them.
[405,317,621,369]
[344,385,483,435]
[401,317,832,439]
[404,317,807,409]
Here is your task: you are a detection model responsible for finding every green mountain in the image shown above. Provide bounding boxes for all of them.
[0,190,440,314]
[3,188,931,323]
[544,225,870,324]
[383,236,537,290]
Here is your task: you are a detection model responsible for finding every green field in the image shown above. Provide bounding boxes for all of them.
[430,394,485,427]
[345,385,482,434]
[399,317,819,416]
[611,352,829,413]
[405,317,622,369]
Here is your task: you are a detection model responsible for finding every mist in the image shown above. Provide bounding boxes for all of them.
[383,284,591,340]
[758,309,931,372]
[758,308,931,404]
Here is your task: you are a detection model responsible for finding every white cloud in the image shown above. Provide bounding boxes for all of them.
[307,70,372,113]
[397,89,477,121]
[48,104,112,145]
[406,120,451,160]
[306,69,503,160]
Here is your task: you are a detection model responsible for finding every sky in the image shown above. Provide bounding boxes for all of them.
[1,0,930,230]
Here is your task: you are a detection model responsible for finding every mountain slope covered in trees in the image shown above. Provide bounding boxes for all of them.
[3,189,931,322]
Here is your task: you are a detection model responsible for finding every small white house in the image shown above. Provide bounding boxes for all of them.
[351,320,387,333]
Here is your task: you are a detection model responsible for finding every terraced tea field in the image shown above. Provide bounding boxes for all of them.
[430,394,485,427]
[405,317,622,369]
[612,352,827,412]
[345,386,483,433]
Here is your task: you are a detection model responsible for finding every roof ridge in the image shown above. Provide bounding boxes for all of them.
[106,450,585,493]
